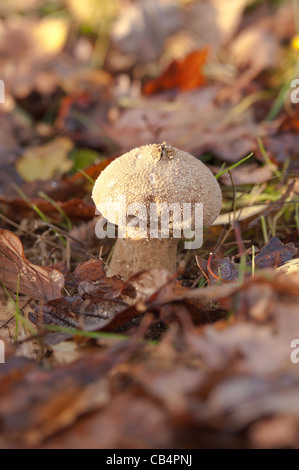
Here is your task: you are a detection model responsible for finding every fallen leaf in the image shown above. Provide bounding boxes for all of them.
[74,259,106,284]
[276,259,299,276]
[143,48,209,95]
[74,259,128,300]
[0,229,64,302]
[254,237,297,269]
[16,138,74,182]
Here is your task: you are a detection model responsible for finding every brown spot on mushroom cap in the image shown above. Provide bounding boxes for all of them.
[92,143,222,231]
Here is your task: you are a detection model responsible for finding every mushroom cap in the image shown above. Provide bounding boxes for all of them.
[92,143,222,236]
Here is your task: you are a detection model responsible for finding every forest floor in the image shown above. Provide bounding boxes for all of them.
[0,0,299,449]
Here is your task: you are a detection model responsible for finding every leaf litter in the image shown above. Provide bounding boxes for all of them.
[0,0,299,450]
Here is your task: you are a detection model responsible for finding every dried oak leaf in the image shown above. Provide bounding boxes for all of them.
[254,237,297,269]
[143,48,209,95]
[0,229,64,302]
[74,259,130,300]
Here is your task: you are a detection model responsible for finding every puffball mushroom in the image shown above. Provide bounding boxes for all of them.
[92,142,222,279]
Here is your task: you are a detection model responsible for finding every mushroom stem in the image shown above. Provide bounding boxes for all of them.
[106,237,178,279]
